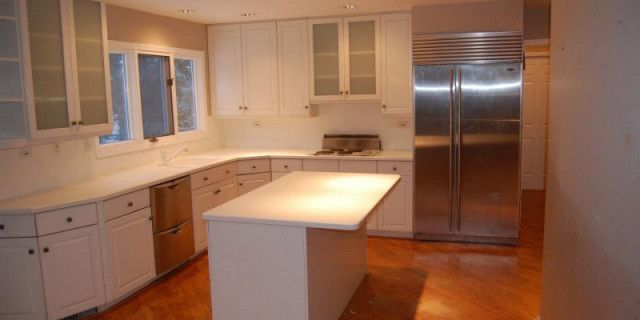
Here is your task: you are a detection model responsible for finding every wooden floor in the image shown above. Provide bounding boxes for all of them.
[92,191,545,320]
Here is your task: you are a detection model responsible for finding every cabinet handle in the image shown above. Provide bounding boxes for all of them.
[43,247,49,253]
[28,249,34,255]
[78,120,84,125]
[239,183,244,186]
[149,136,159,143]
[283,165,288,169]
[70,120,77,126]
[66,216,73,223]
[148,216,153,221]
[127,201,134,207]
[215,190,221,194]
[392,167,397,171]
[0,224,4,230]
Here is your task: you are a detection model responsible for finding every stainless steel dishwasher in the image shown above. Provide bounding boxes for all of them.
[151,176,195,275]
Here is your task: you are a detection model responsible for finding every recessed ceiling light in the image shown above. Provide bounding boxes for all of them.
[241,12,256,17]
[342,4,357,9]
[177,9,196,13]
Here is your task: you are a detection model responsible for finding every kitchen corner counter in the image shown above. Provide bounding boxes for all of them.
[0,148,412,215]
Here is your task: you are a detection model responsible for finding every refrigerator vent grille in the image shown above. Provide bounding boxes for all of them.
[413,32,523,65]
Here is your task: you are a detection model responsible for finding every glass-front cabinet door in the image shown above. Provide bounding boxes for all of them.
[308,16,379,103]
[22,0,111,139]
[344,16,380,100]
[309,19,343,102]
[0,0,27,144]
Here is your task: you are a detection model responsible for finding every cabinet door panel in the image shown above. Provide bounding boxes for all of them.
[72,0,110,130]
[208,24,243,116]
[237,173,271,195]
[192,185,219,252]
[345,17,379,99]
[379,177,413,232]
[241,22,279,116]
[25,0,72,134]
[105,208,155,301]
[277,20,310,116]
[39,225,104,320]
[0,238,46,320]
[381,14,412,114]
[309,19,343,101]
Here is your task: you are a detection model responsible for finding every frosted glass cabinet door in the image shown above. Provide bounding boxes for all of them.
[26,0,71,132]
[309,19,343,101]
[345,16,379,100]
[73,0,109,128]
[0,0,27,141]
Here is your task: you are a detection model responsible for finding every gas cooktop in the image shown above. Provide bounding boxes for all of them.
[312,134,383,157]
[312,149,382,156]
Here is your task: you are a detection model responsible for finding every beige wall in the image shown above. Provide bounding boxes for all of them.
[106,5,206,51]
[540,0,640,319]
[524,6,550,40]
[411,0,523,35]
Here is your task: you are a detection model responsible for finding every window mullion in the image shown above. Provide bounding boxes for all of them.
[168,53,180,136]
[130,49,145,144]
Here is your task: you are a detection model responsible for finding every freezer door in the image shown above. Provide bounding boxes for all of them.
[457,63,521,238]
[414,65,455,236]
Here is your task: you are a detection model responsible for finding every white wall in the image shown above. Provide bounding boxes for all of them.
[540,0,640,319]
[221,103,413,150]
[0,119,223,200]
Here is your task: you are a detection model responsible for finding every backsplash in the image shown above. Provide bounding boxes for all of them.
[221,103,413,150]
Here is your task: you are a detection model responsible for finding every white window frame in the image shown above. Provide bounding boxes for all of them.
[96,41,207,158]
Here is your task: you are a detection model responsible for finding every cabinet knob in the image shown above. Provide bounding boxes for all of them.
[339,91,344,95]
[283,165,288,169]
[244,106,248,110]
[225,170,230,174]
[304,106,309,109]
[345,90,349,95]
[392,167,397,171]
[66,216,73,223]
[382,104,387,109]
[0,224,4,230]
[239,183,244,186]
[43,247,49,253]
[127,201,134,207]
[215,190,221,194]
[203,176,208,181]
[78,120,84,125]
[239,106,243,110]
[252,165,257,169]
[71,120,77,126]
[28,249,34,255]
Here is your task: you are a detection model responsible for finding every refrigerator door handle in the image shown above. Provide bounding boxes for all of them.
[448,69,455,232]
[456,68,463,232]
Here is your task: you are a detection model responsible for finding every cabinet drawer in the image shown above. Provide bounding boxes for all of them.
[303,159,339,172]
[271,172,290,181]
[35,204,98,236]
[339,160,377,173]
[104,188,150,222]
[191,162,238,190]
[0,214,37,238]
[237,159,271,175]
[237,173,272,195]
[271,158,303,173]
[378,161,413,176]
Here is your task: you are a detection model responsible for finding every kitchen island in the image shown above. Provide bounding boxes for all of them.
[203,171,400,320]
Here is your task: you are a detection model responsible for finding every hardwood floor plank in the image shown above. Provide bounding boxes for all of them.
[92,190,545,320]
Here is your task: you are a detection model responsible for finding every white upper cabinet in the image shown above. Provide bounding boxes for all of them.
[308,16,380,103]
[380,13,412,115]
[0,0,28,146]
[209,22,279,117]
[208,24,243,117]
[21,0,111,140]
[277,20,313,116]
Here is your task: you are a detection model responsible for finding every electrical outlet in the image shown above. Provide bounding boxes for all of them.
[52,143,61,153]
[19,148,32,159]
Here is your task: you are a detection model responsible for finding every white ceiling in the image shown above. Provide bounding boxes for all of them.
[103,0,500,24]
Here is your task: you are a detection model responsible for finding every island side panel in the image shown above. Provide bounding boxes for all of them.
[306,225,367,320]
[208,221,308,320]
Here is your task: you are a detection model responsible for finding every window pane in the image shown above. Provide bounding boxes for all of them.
[99,53,131,145]
[175,58,197,132]
[138,54,174,139]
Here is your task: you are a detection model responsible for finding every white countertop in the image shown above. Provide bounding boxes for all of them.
[203,171,400,231]
[0,148,412,215]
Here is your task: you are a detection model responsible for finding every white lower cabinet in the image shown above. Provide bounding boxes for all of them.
[104,208,155,301]
[39,225,105,320]
[302,159,339,172]
[238,173,272,195]
[192,177,238,252]
[378,176,414,232]
[0,238,46,320]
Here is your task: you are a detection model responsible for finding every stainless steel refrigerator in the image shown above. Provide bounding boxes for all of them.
[413,32,523,244]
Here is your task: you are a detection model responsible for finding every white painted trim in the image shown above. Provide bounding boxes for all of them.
[524,38,550,46]
[95,41,208,159]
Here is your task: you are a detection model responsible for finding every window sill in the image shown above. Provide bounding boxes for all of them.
[95,130,208,159]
